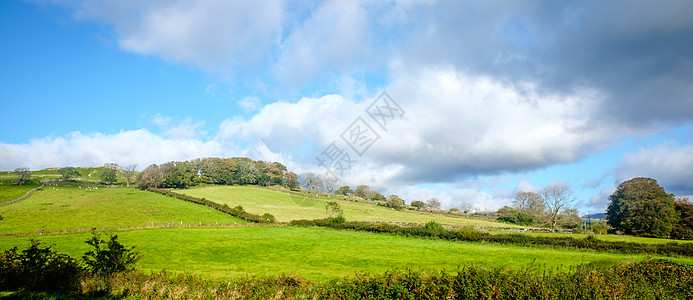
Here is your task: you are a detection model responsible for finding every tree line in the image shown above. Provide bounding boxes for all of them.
[136,157,297,190]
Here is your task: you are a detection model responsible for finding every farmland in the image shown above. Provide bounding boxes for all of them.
[176,185,520,228]
[2,179,693,298]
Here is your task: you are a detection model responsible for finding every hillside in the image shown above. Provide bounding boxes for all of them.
[176,185,520,228]
[0,185,247,236]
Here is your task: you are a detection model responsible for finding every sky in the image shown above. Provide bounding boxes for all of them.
[2,0,692,214]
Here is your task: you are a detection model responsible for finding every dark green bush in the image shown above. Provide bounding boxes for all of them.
[0,240,83,293]
[82,232,140,276]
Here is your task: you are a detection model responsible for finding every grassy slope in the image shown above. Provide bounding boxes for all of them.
[0,178,42,203]
[178,186,518,228]
[3,226,689,281]
[0,186,247,235]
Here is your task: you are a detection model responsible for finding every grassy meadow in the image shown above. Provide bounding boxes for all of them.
[0,185,247,236]
[177,185,518,228]
[2,226,689,282]
[2,179,693,291]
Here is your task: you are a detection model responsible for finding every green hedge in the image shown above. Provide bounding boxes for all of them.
[147,188,275,223]
[290,219,693,256]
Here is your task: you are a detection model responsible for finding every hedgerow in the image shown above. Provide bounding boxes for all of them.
[146,188,275,223]
[289,219,693,256]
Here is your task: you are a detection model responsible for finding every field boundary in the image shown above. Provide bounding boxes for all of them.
[0,183,45,207]
[0,222,267,238]
[146,188,275,223]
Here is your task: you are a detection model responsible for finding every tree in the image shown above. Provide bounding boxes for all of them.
[411,200,426,209]
[426,197,441,210]
[336,185,353,196]
[513,191,545,217]
[325,201,344,218]
[122,164,137,187]
[13,167,31,186]
[100,163,119,185]
[136,164,163,189]
[606,177,677,238]
[302,172,324,197]
[321,171,340,194]
[284,172,299,190]
[671,197,693,240]
[558,208,581,229]
[58,167,80,181]
[354,185,375,200]
[458,201,475,214]
[541,183,574,231]
[386,194,405,210]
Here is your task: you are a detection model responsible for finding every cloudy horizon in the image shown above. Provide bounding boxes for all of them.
[2,0,692,214]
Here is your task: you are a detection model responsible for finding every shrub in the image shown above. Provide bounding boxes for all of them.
[82,232,140,276]
[262,213,276,223]
[329,216,346,225]
[0,240,83,293]
[425,220,443,231]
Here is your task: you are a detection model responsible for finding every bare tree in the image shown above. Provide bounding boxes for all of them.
[426,197,441,210]
[321,171,340,194]
[541,183,574,231]
[458,201,475,214]
[122,164,137,187]
[302,172,324,198]
[513,191,545,217]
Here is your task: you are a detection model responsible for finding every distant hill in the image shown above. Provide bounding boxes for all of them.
[582,213,607,219]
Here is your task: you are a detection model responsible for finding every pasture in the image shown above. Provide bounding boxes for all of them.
[177,185,519,228]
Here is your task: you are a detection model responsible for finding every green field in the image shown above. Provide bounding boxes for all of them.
[2,226,689,281]
[0,178,42,203]
[0,186,247,235]
[177,185,518,228]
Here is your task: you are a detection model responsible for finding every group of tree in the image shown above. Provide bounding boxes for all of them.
[606,177,693,239]
[12,167,31,185]
[136,157,294,190]
[498,183,580,230]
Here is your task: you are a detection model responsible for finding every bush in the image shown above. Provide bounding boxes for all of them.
[496,207,536,226]
[425,221,443,231]
[82,232,140,276]
[0,240,83,293]
[262,213,276,223]
[329,216,346,225]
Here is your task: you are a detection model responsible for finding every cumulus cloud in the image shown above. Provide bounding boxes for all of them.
[0,130,224,171]
[615,144,693,197]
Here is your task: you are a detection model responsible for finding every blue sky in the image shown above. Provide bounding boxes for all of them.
[2,0,692,214]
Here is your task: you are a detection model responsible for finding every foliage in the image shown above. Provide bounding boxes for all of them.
[385,194,405,210]
[410,200,425,209]
[354,185,375,200]
[284,172,300,190]
[496,206,536,226]
[13,167,31,186]
[336,185,352,196]
[290,218,693,256]
[100,163,119,185]
[325,201,344,218]
[672,199,693,240]
[607,177,677,238]
[82,232,140,276]
[0,240,82,293]
[58,167,81,181]
[137,164,164,189]
[262,213,276,223]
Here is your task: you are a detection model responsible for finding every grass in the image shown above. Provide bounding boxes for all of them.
[0,178,42,203]
[2,226,689,282]
[0,186,247,235]
[177,185,518,228]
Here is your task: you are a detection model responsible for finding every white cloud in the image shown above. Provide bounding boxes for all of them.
[74,0,284,74]
[238,96,262,112]
[615,143,693,196]
[0,130,224,171]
